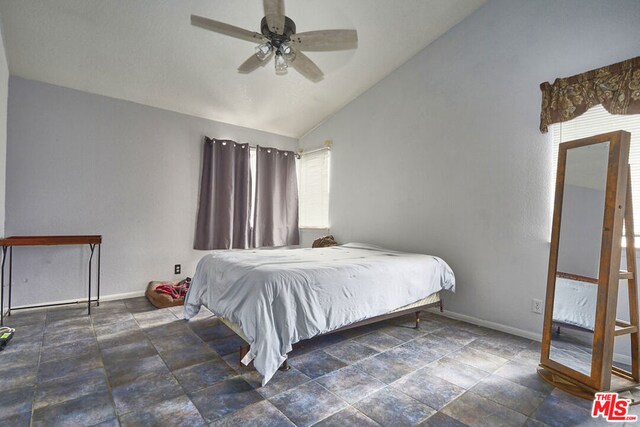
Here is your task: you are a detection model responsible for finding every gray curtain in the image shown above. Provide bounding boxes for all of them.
[194,138,251,249]
[253,146,300,247]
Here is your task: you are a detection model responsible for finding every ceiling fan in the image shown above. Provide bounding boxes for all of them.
[191,0,358,82]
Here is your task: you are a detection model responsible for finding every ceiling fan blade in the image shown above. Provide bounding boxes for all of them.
[238,52,273,73]
[290,50,324,82]
[290,30,358,51]
[263,0,285,35]
[191,15,267,43]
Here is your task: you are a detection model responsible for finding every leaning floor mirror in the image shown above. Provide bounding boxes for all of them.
[539,130,640,399]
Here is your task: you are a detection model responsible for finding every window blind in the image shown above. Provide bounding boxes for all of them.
[551,105,640,230]
[298,148,330,228]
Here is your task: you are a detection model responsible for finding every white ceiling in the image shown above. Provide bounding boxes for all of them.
[0,0,486,138]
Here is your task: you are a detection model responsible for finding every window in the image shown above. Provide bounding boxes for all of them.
[551,104,640,233]
[297,148,330,228]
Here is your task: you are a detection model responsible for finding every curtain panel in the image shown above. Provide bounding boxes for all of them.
[540,56,640,133]
[253,146,300,248]
[194,137,251,250]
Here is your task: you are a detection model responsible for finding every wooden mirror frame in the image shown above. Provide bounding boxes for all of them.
[539,130,639,398]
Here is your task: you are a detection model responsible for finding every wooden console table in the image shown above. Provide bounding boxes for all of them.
[0,235,101,325]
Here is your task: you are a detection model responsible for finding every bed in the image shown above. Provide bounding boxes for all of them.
[184,243,456,385]
[552,272,598,333]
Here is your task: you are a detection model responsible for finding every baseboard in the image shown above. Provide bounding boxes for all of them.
[431,308,632,366]
[3,289,146,315]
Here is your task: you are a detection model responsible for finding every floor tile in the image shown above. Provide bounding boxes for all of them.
[34,368,109,410]
[0,342,41,368]
[289,350,347,379]
[31,391,115,427]
[111,371,183,415]
[289,333,346,357]
[104,354,169,387]
[37,351,103,383]
[449,346,509,372]
[385,341,443,368]
[91,310,134,327]
[466,337,524,360]
[3,310,47,327]
[0,411,31,427]
[316,365,386,404]
[423,357,489,389]
[392,368,465,410]
[533,394,604,427]
[42,325,95,347]
[379,324,427,342]
[494,361,554,394]
[190,376,264,423]
[354,331,404,352]
[418,412,468,427]
[355,386,435,426]
[470,374,547,416]
[314,406,380,426]
[119,394,207,427]
[354,352,415,384]
[441,391,528,427]
[323,339,379,364]
[0,384,34,420]
[243,366,311,399]
[432,326,481,347]
[159,342,217,370]
[207,334,248,356]
[173,357,237,394]
[40,336,99,363]
[187,317,235,342]
[209,400,294,427]
[269,381,347,427]
[413,333,464,355]
[101,338,157,365]
[0,363,38,389]
[147,328,204,353]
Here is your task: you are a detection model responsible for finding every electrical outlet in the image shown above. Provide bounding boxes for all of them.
[532,298,543,314]
[174,264,181,275]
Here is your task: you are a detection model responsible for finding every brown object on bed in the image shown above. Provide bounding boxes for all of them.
[145,281,186,308]
[312,235,338,248]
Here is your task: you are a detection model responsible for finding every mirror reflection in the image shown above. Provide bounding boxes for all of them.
[550,141,610,376]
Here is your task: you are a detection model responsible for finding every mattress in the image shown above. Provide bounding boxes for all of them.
[220,291,442,343]
[184,243,455,385]
[552,276,597,331]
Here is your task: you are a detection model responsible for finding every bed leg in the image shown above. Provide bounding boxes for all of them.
[415,311,421,329]
[239,345,250,365]
[279,358,291,371]
[439,299,444,313]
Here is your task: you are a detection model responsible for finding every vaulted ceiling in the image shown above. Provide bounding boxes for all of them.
[0,0,486,137]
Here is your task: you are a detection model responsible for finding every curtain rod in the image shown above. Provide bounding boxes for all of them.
[204,136,301,158]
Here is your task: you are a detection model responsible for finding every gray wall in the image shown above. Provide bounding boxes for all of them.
[299,0,640,340]
[6,77,297,306]
[0,21,7,238]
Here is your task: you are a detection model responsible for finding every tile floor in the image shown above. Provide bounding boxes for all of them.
[0,297,632,426]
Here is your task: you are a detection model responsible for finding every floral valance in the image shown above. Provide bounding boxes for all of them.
[539,56,640,133]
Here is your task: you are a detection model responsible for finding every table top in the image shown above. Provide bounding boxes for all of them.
[0,235,102,246]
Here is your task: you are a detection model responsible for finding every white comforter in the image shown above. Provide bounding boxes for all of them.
[184,243,455,385]
[552,276,597,331]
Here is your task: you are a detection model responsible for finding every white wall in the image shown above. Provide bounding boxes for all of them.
[299,0,640,341]
[6,77,296,306]
[0,21,8,238]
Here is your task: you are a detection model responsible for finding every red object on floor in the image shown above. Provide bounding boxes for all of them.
[145,278,191,308]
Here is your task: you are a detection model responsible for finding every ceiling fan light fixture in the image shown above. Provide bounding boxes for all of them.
[279,42,296,62]
[274,52,288,75]
[255,42,273,61]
